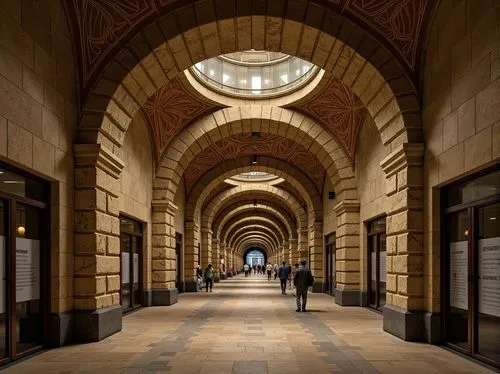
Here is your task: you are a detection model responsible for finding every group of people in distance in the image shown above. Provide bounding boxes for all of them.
[196,264,214,292]
[244,260,314,312]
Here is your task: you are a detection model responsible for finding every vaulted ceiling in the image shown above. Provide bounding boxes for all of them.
[65,0,438,98]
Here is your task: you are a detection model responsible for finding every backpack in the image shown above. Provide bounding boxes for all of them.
[307,271,314,287]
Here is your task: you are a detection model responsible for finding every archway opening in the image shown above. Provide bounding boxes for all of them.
[243,248,267,267]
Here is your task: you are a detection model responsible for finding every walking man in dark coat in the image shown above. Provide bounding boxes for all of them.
[293,260,314,312]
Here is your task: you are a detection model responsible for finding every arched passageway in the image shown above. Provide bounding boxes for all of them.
[1,0,499,371]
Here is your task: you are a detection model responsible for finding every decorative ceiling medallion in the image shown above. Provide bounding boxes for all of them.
[293,78,367,164]
[141,78,220,166]
[184,133,326,194]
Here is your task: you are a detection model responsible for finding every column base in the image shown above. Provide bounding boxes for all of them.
[312,281,324,293]
[152,288,179,306]
[214,276,220,283]
[143,290,152,307]
[48,312,73,347]
[74,304,122,342]
[424,312,442,344]
[334,288,361,306]
[383,304,423,341]
[184,280,198,292]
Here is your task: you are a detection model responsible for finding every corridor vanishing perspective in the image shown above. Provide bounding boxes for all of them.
[6,276,495,374]
[0,0,499,372]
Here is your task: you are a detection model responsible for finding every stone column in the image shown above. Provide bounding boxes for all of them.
[282,240,289,264]
[200,228,212,269]
[151,199,179,305]
[212,239,220,282]
[334,200,361,305]
[73,144,123,342]
[183,221,199,292]
[298,229,308,261]
[290,238,299,265]
[381,144,425,341]
[309,221,324,293]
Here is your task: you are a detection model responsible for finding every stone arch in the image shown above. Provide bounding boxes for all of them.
[221,214,288,244]
[224,220,286,248]
[216,207,293,241]
[185,157,323,224]
[237,235,276,254]
[79,5,420,161]
[240,240,273,257]
[229,226,282,251]
[202,184,307,231]
[156,106,357,203]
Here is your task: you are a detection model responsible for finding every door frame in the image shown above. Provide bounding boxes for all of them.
[440,165,500,369]
[366,215,387,312]
[0,165,50,366]
[324,233,335,295]
[119,215,143,313]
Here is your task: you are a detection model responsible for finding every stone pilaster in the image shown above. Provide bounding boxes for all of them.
[381,143,425,341]
[309,221,324,293]
[73,144,124,342]
[151,199,179,305]
[282,240,289,264]
[334,200,361,305]
[289,238,298,265]
[200,228,213,269]
[298,229,309,261]
[212,238,220,281]
[183,221,199,292]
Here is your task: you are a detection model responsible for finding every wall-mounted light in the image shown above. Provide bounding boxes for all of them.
[17,226,26,236]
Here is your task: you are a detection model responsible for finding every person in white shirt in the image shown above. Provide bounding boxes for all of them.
[266,263,273,281]
[244,263,250,277]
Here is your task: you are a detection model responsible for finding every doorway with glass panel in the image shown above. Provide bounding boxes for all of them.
[120,216,143,313]
[443,168,500,369]
[367,216,387,311]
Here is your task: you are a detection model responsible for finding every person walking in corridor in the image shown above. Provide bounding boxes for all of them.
[205,264,214,292]
[196,264,203,291]
[294,260,314,312]
[266,262,273,281]
[273,263,278,279]
[278,261,290,295]
[244,263,250,277]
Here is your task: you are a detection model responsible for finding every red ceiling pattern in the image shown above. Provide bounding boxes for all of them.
[293,78,367,164]
[141,78,219,166]
[65,0,436,98]
[184,134,326,194]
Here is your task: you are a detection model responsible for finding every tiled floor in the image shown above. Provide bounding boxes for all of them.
[4,275,497,373]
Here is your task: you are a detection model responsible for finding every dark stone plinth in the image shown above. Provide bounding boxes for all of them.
[383,304,423,341]
[152,288,179,306]
[334,288,361,306]
[48,312,73,347]
[74,304,122,342]
[312,281,324,293]
[184,280,198,292]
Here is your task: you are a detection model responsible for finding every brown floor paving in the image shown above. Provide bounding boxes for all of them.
[3,275,497,373]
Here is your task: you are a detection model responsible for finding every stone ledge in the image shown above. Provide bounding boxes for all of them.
[335,288,362,306]
[74,304,122,342]
[152,288,179,306]
[383,304,423,341]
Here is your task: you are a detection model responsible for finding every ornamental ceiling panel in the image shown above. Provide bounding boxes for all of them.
[292,78,367,164]
[141,77,220,166]
[184,133,326,194]
[65,0,437,98]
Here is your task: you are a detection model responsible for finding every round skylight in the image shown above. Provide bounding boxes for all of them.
[191,50,318,98]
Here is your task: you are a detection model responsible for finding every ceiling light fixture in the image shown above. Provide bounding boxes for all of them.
[252,155,258,165]
[253,199,257,207]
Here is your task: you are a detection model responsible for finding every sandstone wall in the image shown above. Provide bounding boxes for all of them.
[422,0,500,312]
[356,116,390,293]
[0,0,77,313]
[120,113,153,291]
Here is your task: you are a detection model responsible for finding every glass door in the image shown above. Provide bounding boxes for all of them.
[367,217,387,311]
[324,234,335,295]
[0,200,8,364]
[120,217,142,313]
[443,168,499,368]
[0,163,48,366]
